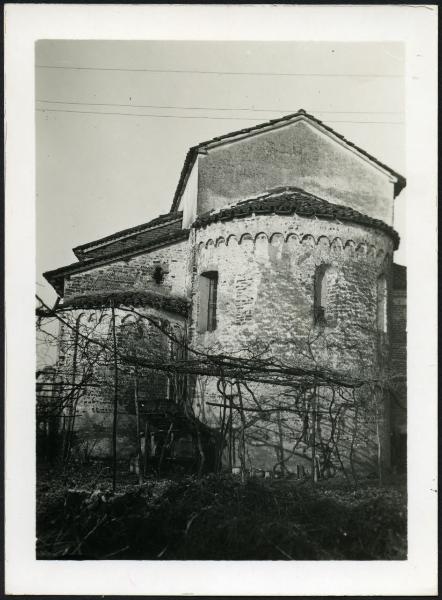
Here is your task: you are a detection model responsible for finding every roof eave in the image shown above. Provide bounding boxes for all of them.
[170,147,199,213]
[43,271,64,296]
[394,176,407,198]
[73,212,184,258]
[62,290,190,317]
[44,229,190,297]
[192,188,400,250]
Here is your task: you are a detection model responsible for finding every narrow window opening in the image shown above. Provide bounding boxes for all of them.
[377,275,388,333]
[198,271,218,332]
[153,266,164,285]
[314,265,337,326]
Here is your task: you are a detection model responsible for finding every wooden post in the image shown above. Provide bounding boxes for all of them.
[311,387,318,483]
[111,304,118,493]
[143,421,150,476]
[134,367,143,484]
[236,383,247,483]
[228,397,233,469]
[277,407,285,475]
[63,314,80,462]
[375,388,383,486]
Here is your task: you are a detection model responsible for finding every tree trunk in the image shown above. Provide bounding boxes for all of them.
[311,387,318,483]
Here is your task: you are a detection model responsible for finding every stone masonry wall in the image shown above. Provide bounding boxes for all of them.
[191,214,393,363]
[188,213,395,474]
[64,240,191,302]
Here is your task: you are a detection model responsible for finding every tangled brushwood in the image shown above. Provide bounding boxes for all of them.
[37,472,406,561]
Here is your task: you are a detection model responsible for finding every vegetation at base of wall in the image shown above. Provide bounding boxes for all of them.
[37,467,406,561]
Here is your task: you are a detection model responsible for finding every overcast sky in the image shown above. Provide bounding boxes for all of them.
[36,40,406,305]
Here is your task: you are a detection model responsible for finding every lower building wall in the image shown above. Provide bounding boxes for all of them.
[390,285,407,472]
[56,305,186,461]
[192,376,390,478]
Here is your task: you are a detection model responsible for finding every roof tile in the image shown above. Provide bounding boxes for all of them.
[192,186,400,249]
[74,212,183,260]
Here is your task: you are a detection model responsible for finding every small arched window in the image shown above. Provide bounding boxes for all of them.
[314,265,337,325]
[377,275,388,333]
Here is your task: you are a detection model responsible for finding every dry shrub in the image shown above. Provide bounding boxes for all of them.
[37,473,406,560]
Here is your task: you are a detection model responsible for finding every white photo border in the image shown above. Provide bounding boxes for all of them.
[4,4,438,596]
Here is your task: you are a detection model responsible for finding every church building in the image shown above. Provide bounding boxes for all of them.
[44,110,407,477]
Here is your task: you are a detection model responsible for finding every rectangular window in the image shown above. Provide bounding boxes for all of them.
[314,266,327,325]
[198,271,218,332]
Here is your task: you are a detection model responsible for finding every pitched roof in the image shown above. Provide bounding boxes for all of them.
[192,186,400,249]
[62,289,190,317]
[74,212,183,261]
[170,109,406,212]
[44,228,190,296]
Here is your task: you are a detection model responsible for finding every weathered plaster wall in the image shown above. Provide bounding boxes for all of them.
[179,160,199,228]
[197,121,395,225]
[64,240,191,301]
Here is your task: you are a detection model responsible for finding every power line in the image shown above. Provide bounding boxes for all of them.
[36,64,402,78]
[36,99,403,115]
[36,108,404,125]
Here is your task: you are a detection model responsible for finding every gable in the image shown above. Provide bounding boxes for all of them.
[196,119,397,226]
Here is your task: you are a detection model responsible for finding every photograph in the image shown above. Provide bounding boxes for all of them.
[35,39,408,561]
[4,4,437,597]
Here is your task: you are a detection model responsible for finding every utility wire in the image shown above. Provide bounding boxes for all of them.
[36,108,404,125]
[36,99,403,115]
[36,64,402,78]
